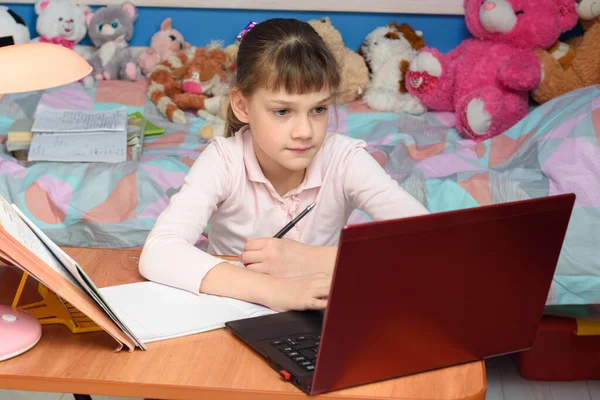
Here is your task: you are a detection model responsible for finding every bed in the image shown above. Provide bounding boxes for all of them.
[0,78,599,311]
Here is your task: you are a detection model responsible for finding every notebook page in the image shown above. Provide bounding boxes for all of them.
[32,105,128,133]
[99,281,277,343]
[224,297,277,318]
[28,131,127,163]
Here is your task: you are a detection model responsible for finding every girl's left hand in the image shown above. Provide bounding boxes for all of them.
[240,238,329,278]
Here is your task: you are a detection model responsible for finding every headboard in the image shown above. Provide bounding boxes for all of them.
[7,0,465,15]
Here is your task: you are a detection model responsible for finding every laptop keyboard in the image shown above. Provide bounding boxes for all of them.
[271,334,320,371]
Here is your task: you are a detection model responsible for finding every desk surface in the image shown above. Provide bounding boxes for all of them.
[0,247,486,400]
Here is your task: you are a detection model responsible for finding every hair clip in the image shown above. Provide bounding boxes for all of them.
[236,21,257,42]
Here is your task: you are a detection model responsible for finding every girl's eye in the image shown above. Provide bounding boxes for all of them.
[274,109,290,116]
[110,20,119,28]
[313,106,328,114]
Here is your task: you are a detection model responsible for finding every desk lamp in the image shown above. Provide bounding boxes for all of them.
[0,42,91,361]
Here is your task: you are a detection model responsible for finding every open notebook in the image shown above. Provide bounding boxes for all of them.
[0,196,276,351]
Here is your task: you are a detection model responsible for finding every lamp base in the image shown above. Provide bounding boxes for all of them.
[0,304,42,362]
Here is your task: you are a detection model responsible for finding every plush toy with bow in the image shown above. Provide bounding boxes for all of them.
[31,0,89,50]
[82,1,141,87]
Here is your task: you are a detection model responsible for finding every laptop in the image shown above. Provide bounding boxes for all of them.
[225,193,576,395]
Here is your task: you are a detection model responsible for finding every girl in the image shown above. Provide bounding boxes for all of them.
[139,18,429,312]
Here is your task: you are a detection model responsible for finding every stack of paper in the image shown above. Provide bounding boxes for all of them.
[28,106,128,163]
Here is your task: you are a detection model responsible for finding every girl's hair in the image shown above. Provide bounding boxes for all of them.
[225,18,341,137]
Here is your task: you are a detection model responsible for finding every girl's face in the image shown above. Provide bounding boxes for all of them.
[231,87,332,177]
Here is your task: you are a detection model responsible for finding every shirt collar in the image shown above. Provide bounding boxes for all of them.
[242,127,326,193]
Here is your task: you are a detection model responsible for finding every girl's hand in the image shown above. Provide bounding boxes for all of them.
[263,273,331,312]
[240,238,334,278]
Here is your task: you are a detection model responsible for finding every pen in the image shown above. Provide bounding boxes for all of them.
[212,202,316,263]
[273,202,316,238]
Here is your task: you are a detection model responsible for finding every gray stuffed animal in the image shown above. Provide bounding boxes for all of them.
[82,1,140,87]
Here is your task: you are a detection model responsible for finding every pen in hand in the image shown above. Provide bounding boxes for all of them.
[213,202,316,263]
[273,202,316,238]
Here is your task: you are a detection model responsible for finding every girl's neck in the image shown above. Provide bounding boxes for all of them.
[253,139,305,197]
[267,168,306,197]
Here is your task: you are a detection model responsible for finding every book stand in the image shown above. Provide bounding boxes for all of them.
[12,272,102,334]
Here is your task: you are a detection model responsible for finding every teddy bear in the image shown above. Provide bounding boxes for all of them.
[31,0,89,50]
[82,1,141,87]
[138,17,191,76]
[0,6,30,47]
[359,22,427,115]
[307,17,370,104]
[532,0,600,104]
[405,0,579,141]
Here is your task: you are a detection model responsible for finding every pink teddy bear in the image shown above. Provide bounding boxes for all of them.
[406,0,578,140]
[138,17,190,76]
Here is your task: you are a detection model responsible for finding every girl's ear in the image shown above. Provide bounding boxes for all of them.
[230,89,250,124]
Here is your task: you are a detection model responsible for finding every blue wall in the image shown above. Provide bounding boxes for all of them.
[3,3,470,53]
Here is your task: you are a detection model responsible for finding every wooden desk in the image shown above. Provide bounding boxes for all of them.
[0,247,486,400]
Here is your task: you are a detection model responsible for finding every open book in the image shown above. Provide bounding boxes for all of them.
[0,196,276,351]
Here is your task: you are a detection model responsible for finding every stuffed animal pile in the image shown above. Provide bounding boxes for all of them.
[405,0,578,141]
[3,0,592,142]
[146,43,228,124]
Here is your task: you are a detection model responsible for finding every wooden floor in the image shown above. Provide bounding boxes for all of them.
[1,356,598,400]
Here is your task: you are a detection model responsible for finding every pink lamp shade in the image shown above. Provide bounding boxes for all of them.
[0,42,92,95]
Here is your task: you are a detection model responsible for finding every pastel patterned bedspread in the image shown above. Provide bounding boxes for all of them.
[0,80,598,308]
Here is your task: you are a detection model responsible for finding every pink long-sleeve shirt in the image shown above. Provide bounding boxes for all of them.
[139,128,429,294]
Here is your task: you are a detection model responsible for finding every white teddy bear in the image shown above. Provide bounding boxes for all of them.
[31,0,90,51]
[360,23,427,115]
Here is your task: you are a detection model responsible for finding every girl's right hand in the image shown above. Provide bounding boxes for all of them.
[264,272,331,312]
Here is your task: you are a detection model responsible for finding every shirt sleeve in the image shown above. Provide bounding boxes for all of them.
[138,142,233,294]
[343,147,430,221]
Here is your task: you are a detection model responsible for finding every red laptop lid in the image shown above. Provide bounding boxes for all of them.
[311,194,575,395]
